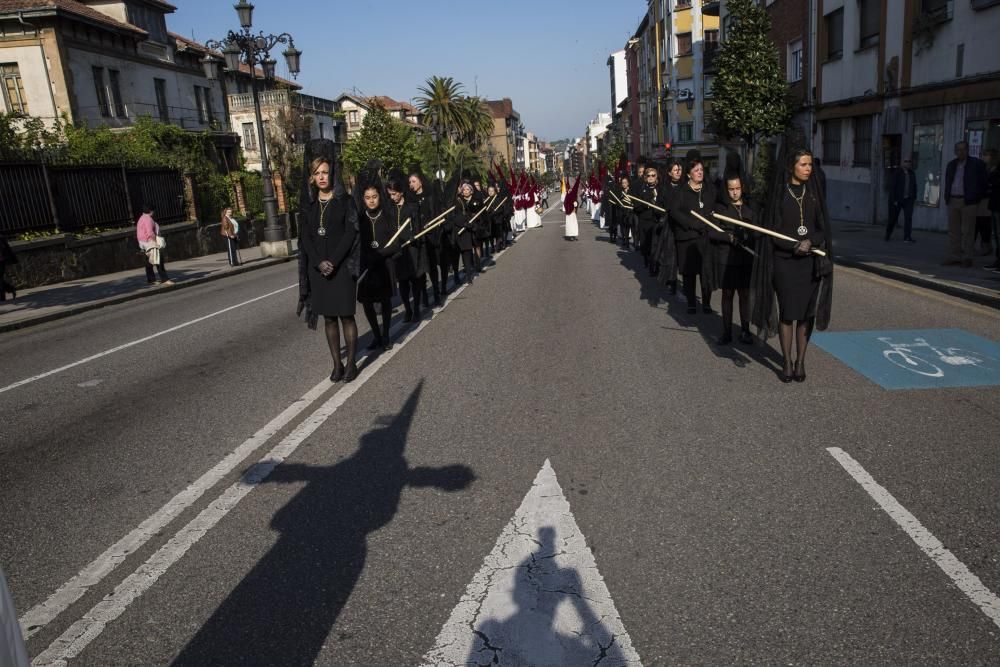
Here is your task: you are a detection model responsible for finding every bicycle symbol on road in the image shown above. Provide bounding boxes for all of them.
[878,336,995,378]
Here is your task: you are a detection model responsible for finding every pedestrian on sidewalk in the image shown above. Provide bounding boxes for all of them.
[220,207,241,267]
[0,233,17,302]
[886,158,917,242]
[136,205,173,285]
[985,149,1000,272]
[942,141,988,267]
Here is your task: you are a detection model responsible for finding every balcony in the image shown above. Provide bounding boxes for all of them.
[702,0,720,17]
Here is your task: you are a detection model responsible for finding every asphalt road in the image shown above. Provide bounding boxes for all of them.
[2,203,999,665]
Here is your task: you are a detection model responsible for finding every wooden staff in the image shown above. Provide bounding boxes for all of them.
[384,217,411,249]
[409,206,457,241]
[625,193,666,213]
[712,212,828,257]
[457,197,495,235]
[609,190,633,210]
[689,209,726,233]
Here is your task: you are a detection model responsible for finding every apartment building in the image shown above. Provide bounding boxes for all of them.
[485,97,523,168]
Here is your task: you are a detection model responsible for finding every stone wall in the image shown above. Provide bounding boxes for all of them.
[5,217,266,289]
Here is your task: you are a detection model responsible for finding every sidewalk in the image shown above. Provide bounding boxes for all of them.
[0,243,297,334]
[831,219,1000,309]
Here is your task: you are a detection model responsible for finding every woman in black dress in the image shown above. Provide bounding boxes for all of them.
[356,175,396,352]
[655,158,684,293]
[616,175,635,249]
[450,181,480,285]
[300,157,360,382]
[769,149,832,382]
[386,173,426,322]
[408,170,443,307]
[709,172,755,345]
[670,158,716,314]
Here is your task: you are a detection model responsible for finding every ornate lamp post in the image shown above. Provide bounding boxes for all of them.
[202,0,302,257]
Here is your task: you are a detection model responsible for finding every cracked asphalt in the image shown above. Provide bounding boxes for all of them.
[2,204,999,665]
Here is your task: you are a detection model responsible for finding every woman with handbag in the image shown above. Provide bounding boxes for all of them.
[220,207,241,267]
[136,205,172,285]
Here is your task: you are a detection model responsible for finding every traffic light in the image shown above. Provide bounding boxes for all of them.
[664,142,672,155]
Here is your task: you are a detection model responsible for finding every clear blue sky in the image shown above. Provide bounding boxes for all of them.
[172,0,642,141]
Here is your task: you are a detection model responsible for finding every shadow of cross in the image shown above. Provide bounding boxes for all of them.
[171,381,475,666]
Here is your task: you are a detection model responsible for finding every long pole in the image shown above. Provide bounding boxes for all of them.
[712,212,828,257]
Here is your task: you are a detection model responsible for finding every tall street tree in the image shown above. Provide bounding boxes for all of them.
[416,76,466,141]
[341,101,418,178]
[710,0,790,171]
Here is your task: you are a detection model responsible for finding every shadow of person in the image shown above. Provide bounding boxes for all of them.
[467,527,630,667]
[171,381,474,666]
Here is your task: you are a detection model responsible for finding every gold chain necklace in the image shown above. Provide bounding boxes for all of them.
[317,194,333,237]
[691,182,704,209]
[786,183,808,237]
[366,209,382,249]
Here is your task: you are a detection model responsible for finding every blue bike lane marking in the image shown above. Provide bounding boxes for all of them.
[812,329,1000,390]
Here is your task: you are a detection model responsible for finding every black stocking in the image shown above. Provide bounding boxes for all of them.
[341,316,358,371]
[795,318,814,372]
[737,288,751,330]
[721,289,735,336]
[362,303,381,344]
[778,320,794,374]
[324,316,342,371]
[399,280,413,316]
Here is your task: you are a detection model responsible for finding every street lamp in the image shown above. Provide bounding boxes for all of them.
[204,3,302,257]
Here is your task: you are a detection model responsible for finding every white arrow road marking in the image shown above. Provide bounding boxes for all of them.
[422,459,642,667]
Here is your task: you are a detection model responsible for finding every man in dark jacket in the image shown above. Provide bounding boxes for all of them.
[943,141,988,266]
[886,158,918,242]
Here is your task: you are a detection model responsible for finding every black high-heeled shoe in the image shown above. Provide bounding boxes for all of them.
[366,337,382,351]
[781,363,794,383]
[330,366,345,382]
[794,361,806,383]
[343,364,359,383]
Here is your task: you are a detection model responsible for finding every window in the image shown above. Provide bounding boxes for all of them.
[108,70,126,117]
[242,122,257,151]
[154,78,168,122]
[822,119,842,164]
[677,32,692,55]
[678,122,694,142]
[703,75,715,98]
[858,0,880,49]
[194,86,205,123]
[956,43,964,78]
[913,123,943,206]
[787,39,803,82]
[853,116,873,167]
[318,122,325,139]
[204,88,215,125]
[348,109,359,125]
[825,8,844,60]
[93,66,110,117]
[704,29,719,50]
[0,63,28,114]
[676,0,691,8]
[127,3,167,43]
[921,0,952,20]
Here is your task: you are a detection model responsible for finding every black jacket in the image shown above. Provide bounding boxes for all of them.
[945,156,988,205]
[670,182,717,242]
[889,168,917,203]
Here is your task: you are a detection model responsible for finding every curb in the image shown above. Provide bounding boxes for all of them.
[0,254,297,335]
[836,256,1000,310]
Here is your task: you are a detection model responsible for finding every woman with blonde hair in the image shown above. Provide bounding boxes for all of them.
[299,151,361,382]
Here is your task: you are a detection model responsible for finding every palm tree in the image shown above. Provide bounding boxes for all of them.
[457,96,494,149]
[415,76,466,141]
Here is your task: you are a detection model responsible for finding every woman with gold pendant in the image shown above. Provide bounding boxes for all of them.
[355,172,396,353]
[671,157,717,314]
[762,147,833,383]
[300,155,360,382]
[386,173,426,322]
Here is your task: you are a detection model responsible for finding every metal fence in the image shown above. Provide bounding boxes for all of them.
[0,161,186,236]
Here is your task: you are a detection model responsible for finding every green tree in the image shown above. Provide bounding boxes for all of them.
[456,96,493,149]
[341,101,419,177]
[710,0,790,169]
[416,76,466,140]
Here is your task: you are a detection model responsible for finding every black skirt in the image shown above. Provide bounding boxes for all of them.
[358,252,394,303]
[773,253,819,320]
[675,238,704,275]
